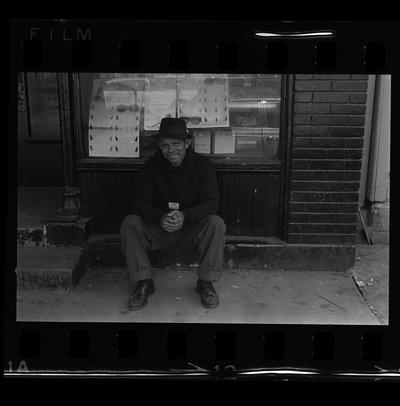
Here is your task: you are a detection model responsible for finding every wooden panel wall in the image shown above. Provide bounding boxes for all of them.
[216,171,281,236]
[80,171,282,237]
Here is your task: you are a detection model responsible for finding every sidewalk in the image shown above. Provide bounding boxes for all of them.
[16,244,389,325]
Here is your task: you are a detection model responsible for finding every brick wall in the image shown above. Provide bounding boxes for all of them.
[288,74,369,244]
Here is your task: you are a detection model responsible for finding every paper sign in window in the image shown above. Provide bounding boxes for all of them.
[213,131,235,154]
[89,79,112,128]
[89,79,140,157]
[178,76,229,128]
[144,90,176,130]
[89,129,139,158]
[178,76,204,127]
[144,77,177,130]
[103,90,136,110]
[203,80,229,127]
[193,131,211,154]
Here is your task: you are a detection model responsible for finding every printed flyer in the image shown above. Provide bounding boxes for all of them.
[144,76,177,130]
[89,79,140,157]
[193,131,211,154]
[178,75,230,128]
[213,130,235,154]
[178,75,205,127]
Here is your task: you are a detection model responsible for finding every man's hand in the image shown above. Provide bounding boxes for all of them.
[160,210,184,232]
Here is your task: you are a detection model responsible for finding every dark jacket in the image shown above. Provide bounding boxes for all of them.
[132,146,219,229]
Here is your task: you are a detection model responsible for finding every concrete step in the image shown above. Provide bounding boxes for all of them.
[17,217,92,248]
[16,247,85,289]
[17,226,46,248]
[16,235,356,290]
[82,234,355,272]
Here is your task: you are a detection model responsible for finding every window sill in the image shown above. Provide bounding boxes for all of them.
[76,157,281,172]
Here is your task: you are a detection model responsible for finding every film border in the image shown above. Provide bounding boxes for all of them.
[6,19,399,380]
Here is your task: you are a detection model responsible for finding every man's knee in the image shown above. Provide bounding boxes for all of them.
[206,214,226,233]
[120,214,143,233]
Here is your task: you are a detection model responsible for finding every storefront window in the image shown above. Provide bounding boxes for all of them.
[79,73,281,160]
[25,72,61,141]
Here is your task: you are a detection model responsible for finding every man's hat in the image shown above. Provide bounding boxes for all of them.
[152,117,192,139]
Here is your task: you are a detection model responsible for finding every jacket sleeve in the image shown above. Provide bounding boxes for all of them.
[182,159,219,228]
[131,164,166,226]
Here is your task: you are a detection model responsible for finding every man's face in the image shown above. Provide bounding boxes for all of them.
[159,138,191,167]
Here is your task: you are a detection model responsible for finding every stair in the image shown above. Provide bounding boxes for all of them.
[16,187,91,289]
[82,234,356,273]
[16,187,356,290]
[16,233,356,289]
[17,217,92,248]
[16,247,85,289]
[17,187,91,248]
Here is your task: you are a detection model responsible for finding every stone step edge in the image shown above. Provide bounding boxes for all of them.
[17,217,91,248]
[16,248,85,290]
[85,233,287,245]
[17,226,46,247]
[84,233,357,248]
[81,240,356,273]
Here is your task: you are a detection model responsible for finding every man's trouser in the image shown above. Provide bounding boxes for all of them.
[120,214,226,282]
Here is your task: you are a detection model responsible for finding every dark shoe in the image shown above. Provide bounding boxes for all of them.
[196,279,219,308]
[128,279,155,310]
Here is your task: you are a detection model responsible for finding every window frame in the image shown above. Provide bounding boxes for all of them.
[72,73,291,171]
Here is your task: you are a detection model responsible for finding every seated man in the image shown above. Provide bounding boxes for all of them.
[120,117,226,310]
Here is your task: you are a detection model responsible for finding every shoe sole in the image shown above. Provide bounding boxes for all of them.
[202,302,219,309]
